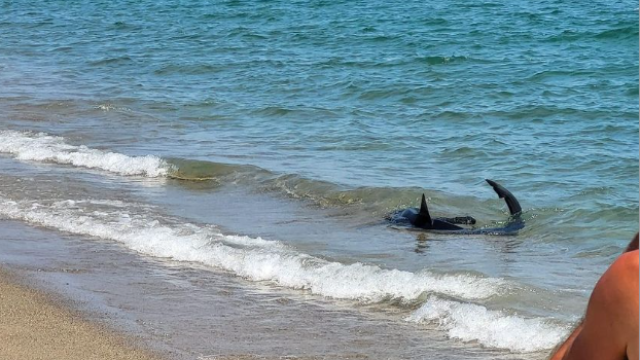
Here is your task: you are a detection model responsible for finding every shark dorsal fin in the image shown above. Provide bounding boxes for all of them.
[420,194,428,213]
[419,194,432,224]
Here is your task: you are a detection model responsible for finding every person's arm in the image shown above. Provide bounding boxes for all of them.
[548,322,583,360]
[549,251,639,360]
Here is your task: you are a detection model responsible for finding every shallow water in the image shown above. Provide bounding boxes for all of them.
[0,0,638,358]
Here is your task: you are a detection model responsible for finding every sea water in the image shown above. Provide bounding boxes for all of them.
[0,0,637,358]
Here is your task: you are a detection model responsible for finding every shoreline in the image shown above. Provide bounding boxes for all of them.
[0,219,520,360]
[0,266,163,360]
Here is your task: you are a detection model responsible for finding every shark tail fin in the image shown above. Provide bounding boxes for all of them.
[419,194,433,224]
[485,179,522,215]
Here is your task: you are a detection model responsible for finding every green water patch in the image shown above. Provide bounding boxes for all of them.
[164,157,528,222]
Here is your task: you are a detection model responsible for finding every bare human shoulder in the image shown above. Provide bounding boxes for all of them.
[556,250,639,360]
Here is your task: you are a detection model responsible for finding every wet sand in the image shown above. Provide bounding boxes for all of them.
[0,267,358,360]
[0,267,161,360]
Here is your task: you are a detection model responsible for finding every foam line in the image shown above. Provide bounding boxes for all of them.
[0,197,571,352]
[0,130,169,177]
[0,198,503,303]
[405,296,570,352]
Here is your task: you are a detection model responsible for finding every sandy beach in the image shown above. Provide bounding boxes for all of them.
[0,267,161,360]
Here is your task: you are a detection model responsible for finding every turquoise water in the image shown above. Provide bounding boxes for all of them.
[0,0,638,357]
[2,0,637,242]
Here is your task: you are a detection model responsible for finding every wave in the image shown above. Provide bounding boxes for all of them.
[0,131,585,233]
[0,130,170,177]
[0,197,502,302]
[165,158,492,215]
[593,25,639,40]
[0,196,571,352]
[544,25,638,42]
[5,131,633,231]
[0,131,475,213]
[420,55,469,65]
[406,297,569,352]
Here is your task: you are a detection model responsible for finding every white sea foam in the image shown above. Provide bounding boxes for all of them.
[405,296,570,352]
[0,198,502,303]
[0,197,571,353]
[0,130,169,177]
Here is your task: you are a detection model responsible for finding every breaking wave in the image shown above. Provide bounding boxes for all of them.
[0,196,571,352]
[0,130,170,177]
[0,197,502,302]
[406,296,570,352]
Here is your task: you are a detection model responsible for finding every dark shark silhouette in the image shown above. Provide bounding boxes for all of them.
[387,179,524,235]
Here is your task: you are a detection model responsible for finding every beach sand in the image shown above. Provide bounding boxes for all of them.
[0,267,162,360]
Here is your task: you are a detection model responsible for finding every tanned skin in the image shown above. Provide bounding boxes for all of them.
[548,233,639,360]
